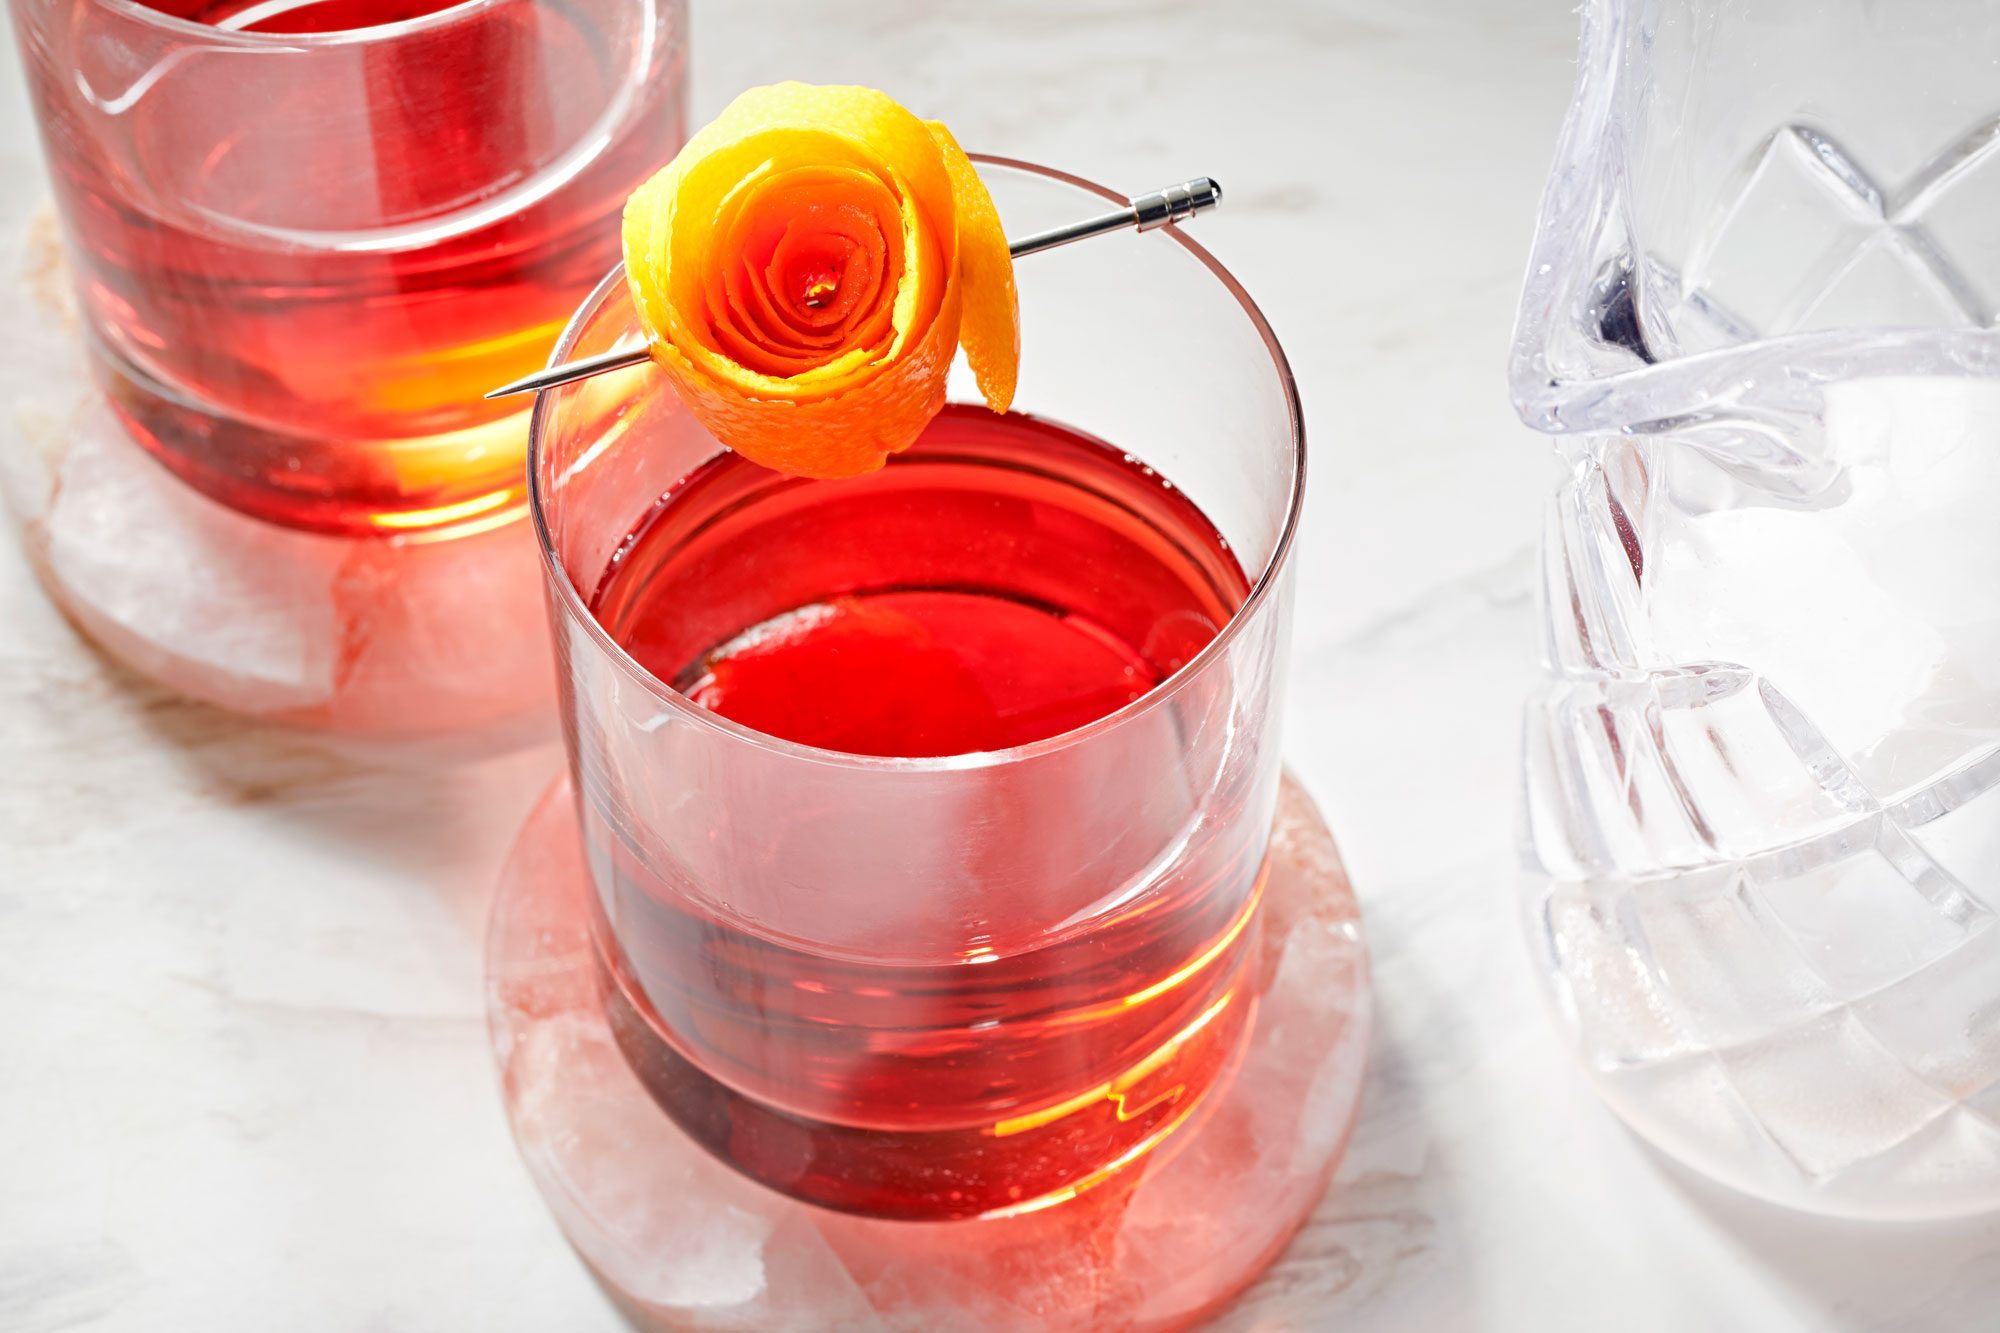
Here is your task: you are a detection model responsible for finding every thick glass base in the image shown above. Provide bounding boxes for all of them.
[596,917,1258,1223]
[0,219,553,754]
[486,773,1371,1332]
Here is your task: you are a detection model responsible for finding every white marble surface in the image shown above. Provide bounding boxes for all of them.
[3,2,1998,1329]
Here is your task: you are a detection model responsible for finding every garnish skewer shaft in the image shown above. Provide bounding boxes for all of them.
[483,177,1221,400]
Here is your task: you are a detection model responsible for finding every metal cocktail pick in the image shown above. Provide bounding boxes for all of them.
[484,177,1223,400]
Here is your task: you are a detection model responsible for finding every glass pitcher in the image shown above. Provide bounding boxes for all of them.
[1511,0,2000,1218]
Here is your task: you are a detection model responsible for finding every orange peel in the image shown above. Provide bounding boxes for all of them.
[622,84,1020,478]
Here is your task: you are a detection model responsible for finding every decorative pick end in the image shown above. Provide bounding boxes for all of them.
[1132,177,1222,231]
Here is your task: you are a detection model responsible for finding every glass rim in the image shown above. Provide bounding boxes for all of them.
[94,0,516,48]
[528,152,1308,774]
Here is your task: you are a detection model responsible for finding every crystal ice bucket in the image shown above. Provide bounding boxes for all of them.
[1511,0,2000,1218]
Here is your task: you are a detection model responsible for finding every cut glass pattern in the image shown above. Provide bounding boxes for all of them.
[1512,0,2000,1218]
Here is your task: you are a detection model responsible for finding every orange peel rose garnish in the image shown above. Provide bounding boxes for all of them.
[621,83,1020,478]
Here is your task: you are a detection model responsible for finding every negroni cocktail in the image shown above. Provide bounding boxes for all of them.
[530,93,1301,1224]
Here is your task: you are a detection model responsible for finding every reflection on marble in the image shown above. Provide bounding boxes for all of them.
[5,1,2000,1329]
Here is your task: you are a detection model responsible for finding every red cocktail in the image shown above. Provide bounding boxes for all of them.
[531,159,1303,1221]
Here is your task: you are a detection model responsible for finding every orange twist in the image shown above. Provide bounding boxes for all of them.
[622,84,1020,478]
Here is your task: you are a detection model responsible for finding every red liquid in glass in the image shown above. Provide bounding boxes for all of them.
[16,0,684,534]
[587,406,1268,1219]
